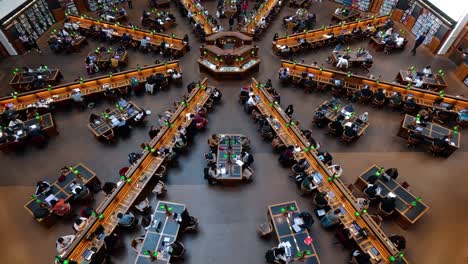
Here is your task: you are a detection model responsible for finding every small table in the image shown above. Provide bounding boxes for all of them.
[268,201,321,263]
[354,165,429,228]
[331,9,360,23]
[9,69,63,92]
[396,71,447,91]
[24,163,98,222]
[134,201,185,264]
[397,114,460,156]
[315,101,369,137]
[0,113,58,152]
[215,134,244,185]
[88,101,143,138]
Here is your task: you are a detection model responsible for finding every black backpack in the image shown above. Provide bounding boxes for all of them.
[265,249,276,263]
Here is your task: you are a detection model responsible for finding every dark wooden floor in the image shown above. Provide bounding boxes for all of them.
[0,1,467,264]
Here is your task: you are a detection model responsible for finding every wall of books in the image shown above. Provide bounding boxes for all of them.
[411,8,442,45]
[10,0,56,40]
[378,0,398,15]
[354,0,371,11]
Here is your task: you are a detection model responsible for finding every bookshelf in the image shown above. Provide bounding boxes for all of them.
[10,0,56,41]
[355,0,371,11]
[411,8,442,45]
[378,0,397,15]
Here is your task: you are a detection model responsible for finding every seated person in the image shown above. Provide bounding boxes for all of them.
[336,56,348,70]
[205,151,216,165]
[433,136,449,150]
[278,68,290,80]
[317,151,333,165]
[403,96,416,109]
[343,124,358,138]
[389,92,402,106]
[35,181,51,196]
[208,134,221,149]
[241,150,254,167]
[300,173,318,193]
[180,209,198,231]
[314,191,329,209]
[361,85,373,99]
[379,196,396,213]
[374,89,386,102]
[352,249,372,264]
[265,243,287,263]
[73,217,90,232]
[50,199,71,216]
[389,234,406,251]
[395,36,405,47]
[278,146,295,166]
[56,234,75,254]
[71,184,90,201]
[297,211,314,230]
[330,118,344,135]
[414,77,424,88]
[422,65,432,76]
[320,208,342,228]
[328,164,343,178]
[116,212,136,227]
[205,164,220,185]
[364,184,380,199]
[358,112,369,123]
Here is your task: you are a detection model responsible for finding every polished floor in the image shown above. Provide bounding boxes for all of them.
[0,1,467,264]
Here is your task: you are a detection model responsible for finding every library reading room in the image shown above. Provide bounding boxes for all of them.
[0,0,467,263]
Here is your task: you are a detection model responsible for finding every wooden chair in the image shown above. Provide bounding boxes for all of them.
[370,214,383,227]
[257,221,273,238]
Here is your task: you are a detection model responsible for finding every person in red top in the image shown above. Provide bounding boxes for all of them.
[50,199,71,216]
[241,1,248,15]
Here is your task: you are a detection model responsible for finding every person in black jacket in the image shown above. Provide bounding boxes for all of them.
[411,32,427,56]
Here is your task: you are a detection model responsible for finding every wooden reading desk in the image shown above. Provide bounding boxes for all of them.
[272,15,389,54]
[396,71,447,91]
[178,0,216,35]
[88,101,143,139]
[10,69,63,92]
[134,201,185,264]
[24,163,98,222]
[0,112,58,152]
[331,50,373,68]
[0,62,181,115]
[59,78,214,264]
[315,100,369,137]
[68,15,187,56]
[268,201,321,263]
[354,165,429,229]
[397,114,460,156]
[249,78,407,263]
[279,60,468,114]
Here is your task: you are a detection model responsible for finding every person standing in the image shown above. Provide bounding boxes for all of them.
[127,0,133,9]
[411,32,427,56]
[28,37,41,53]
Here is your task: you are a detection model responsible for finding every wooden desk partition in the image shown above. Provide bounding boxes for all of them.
[354,165,429,228]
[59,78,214,264]
[241,0,281,35]
[279,60,468,112]
[9,69,63,92]
[272,15,389,53]
[249,78,407,263]
[178,0,216,35]
[0,62,181,114]
[68,15,187,54]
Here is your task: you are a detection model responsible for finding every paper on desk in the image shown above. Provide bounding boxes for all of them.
[163,237,170,242]
[221,168,226,174]
[292,224,301,233]
[294,217,304,226]
[235,160,244,166]
[317,209,326,216]
[45,194,56,203]
[388,192,396,198]
[284,241,292,248]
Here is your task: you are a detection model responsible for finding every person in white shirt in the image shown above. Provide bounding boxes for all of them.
[328,164,343,178]
[9,118,23,127]
[145,82,154,94]
[73,217,89,232]
[336,56,348,70]
[259,17,266,28]
[356,198,369,211]
[56,234,75,254]
[384,27,393,37]
[335,8,342,15]
[172,70,182,80]
[358,112,369,123]
[395,36,405,47]
[414,77,424,88]
[422,66,432,76]
[71,90,84,102]
[279,68,290,80]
